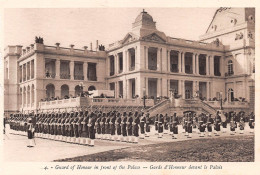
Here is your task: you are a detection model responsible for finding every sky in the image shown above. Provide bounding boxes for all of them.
[4,8,217,49]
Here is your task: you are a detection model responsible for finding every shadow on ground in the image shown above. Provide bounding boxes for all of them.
[55,135,254,162]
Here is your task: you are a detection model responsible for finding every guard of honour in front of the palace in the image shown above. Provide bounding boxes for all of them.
[6,108,255,147]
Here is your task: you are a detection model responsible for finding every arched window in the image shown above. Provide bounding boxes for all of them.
[61,84,69,98]
[75,85,82,97]
[88,85,96,91]
[46,84,55,99]
[228,60,234,75]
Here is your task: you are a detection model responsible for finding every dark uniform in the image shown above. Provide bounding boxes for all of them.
[121,112,128,141]
[239,114,245,134]
[126,112,133,142]
[88,112,96,146]
[249,112,255,133]
[187,113,193,138]
[158,114,164,138]
[145,113,151,135]
[139,112,146,139]
[115,113,122,141]
[132,113,140,143]
[230,116,236,135]
[206,114,214,136]
[214,112,222,136]
[171,113,178,139]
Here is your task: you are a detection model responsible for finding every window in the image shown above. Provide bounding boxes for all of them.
[185,89,191,99]
[228,60,234,75]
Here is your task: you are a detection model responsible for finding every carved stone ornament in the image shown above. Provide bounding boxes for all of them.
[143,34,165,43]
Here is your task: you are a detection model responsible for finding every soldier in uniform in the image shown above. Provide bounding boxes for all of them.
[27,117,35,148]
[72,111,80,144]
[81,110,89,145]
[239,113,245,134]
[145,113,151,137]
[198,114,205,137]
[126,112,133,142]
[249,112,255,133]
[100,112,106,140]
[206,114,214,137]
[214,111,222,136]
[230,115,236,135]
[88,112,96,147]
[95,113,102,140]
[115,112,122,141]
[105,112,111,140]
[158,114,164,138]
[110,112,116,141]
[77,110,84,143]
[184,113,188,136]
[163,113,169,134]
[221,112,228,133]
[139,112,146,139]
[171,113,178,139]
[187,113,193,138]
[121,112,128,142]
[132,112,140,144]
[154,114,159,135]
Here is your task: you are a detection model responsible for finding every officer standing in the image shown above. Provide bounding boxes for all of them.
[206,114,214,137]
[249,112,255,133]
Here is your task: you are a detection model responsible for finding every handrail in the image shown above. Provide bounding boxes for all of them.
[200,100,216,113]
[146,99,169,113]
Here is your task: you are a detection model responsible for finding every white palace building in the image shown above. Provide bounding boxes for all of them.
[4,8,255,116]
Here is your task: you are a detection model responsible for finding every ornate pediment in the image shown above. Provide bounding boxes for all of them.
[121,33,138,45]
[142,33,166,43]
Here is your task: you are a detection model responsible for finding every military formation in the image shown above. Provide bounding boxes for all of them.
[7,109,255,147]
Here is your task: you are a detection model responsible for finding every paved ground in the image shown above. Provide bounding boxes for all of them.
[3,124,254,162]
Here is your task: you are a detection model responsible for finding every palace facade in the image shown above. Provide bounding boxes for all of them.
[4,8,255,115]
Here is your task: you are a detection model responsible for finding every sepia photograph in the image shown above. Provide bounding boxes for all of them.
[1,5,256,172]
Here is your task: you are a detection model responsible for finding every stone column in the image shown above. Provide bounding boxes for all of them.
[21,65,24,82]
[157,78,162,97]
[114,54,118,74]
[146,46,149,70]
[83,61,88,81]
[220,56,224,77]
[178,51,181,73]
[210,55,214,75]
[24,64,27,81]
[206,81,210,100]
[192,81,196,98]
[192,53,196,74]
[126,50,129,72]
[21,89,24,107]
[206,55,209,75]
[167,50,170,72]
[157,48,161,71]
[70,61,74,80]
[115,81,118,98]
[178,80,182,95]
[196,54,199,75]
[182,52,185,73]
[55,59,60,79]
[145,77,148,96]
[182,80,185,99]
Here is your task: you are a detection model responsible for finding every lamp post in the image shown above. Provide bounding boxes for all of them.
[143,87,146,108]
[220,91,223,110]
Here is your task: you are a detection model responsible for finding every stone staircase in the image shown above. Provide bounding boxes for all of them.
[146,98,218,116]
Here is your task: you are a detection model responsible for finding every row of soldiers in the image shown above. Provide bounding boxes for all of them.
[8,110,150,146]
[7,110,255,147]
[153,111,255,139]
